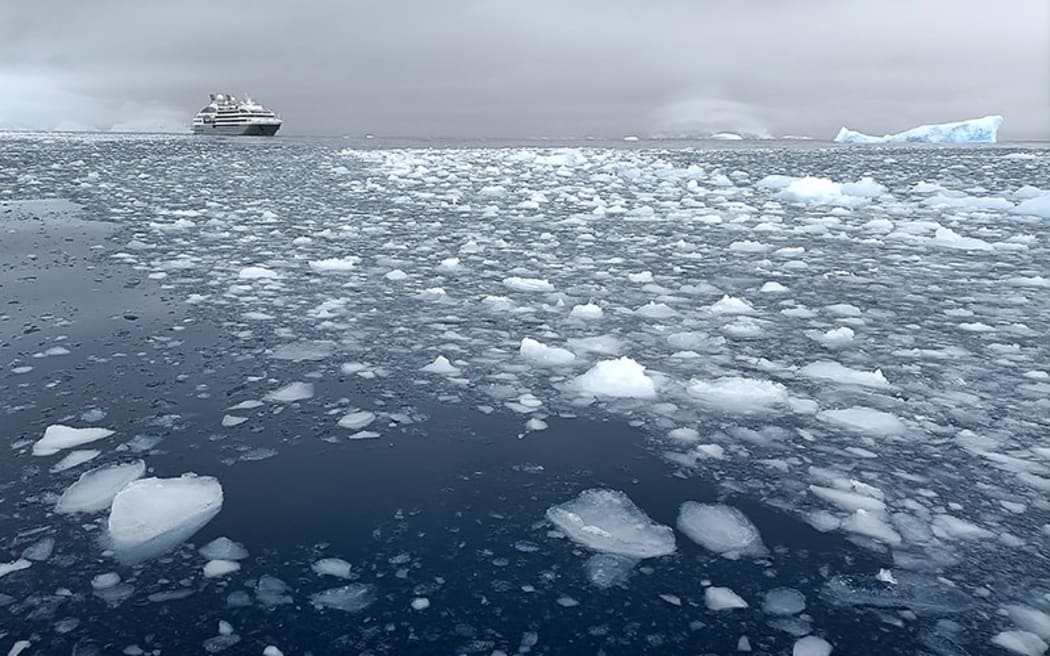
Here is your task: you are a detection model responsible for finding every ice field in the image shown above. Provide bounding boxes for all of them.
[1,134,1049,654]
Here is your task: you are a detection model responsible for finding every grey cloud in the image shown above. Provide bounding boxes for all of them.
[2,0,1047,138]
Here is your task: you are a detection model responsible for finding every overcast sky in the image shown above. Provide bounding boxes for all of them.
[2,0,1047,138]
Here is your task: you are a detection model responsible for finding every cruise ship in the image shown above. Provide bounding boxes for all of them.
[191,93,282,136]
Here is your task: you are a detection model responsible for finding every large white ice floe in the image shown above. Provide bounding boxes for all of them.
[503,276,554,292]
[33,424,115,456]
[834,115,1003,144]
[758,175,886,206]
[56,460,146,514]
[106,475,224,563]
[546,488,675,558]
[572,357,657,399]
[676,502,768,558]
[264,382,315,403]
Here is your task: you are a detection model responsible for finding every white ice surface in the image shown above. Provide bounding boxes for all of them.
[546,488,675,558]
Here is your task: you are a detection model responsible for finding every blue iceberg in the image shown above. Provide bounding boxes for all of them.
[834,115,1003,144]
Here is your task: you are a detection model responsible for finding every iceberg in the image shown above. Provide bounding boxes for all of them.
[106,475,224,563]
[834,115,1002,144]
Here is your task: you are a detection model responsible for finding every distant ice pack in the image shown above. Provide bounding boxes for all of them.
[834,115,1002,144]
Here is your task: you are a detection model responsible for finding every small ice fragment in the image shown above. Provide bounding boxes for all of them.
[503,276,554,292]
[7,640,31,656]
[264,382,314,403]
[799,361,890,389]
[263,647,285,656]
[705,586,748,610]
[221,415,248,427]
[709,295,756,315]
[91,572,121,589]
[199,537,249,561]
[238,266,279,280]
[312,558,352,578]
[21,537,55,562]
[676,502,767,558]
[420,355,460,375]
[762,588,807,616]
[203,560,241,578]
[33,425,115,456]
[310,583,377,612]
[338,411,376,430]
[519,338,576,366]
[686,377,789,414]
[0,559,31,579]
[569,303,603,320]
[793,636,833,656]
[309,256,360,272]
[411,597,430,610]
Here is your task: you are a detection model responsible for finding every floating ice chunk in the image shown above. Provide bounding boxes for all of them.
[627,271,654,283]
[385,269,408,281]
[822,572,973,614]
[709,295,756,315]
[584,553,638,589]
[519,338,576,366]
[238,266,279,280]
[573,357,657,399]
[687,377,789,414]
[705,586,748,610]
[817,407,905,436]
[760,281,789,293]
[264,382,314,403]
[338,411,376,430]
[567,335,622,355]
[33,425,115,456]
[763,588,806,616]
[635,302,678,319]
[842,509,902,544]
[991,631,1048,656]
[92,571,121,589]
[227,400,264,411]
[263,647,285,656]
[546,488,675,558]
[1011,194,1050,219]
[503,276,554,292]
[730,240,769,253]
[107,475,224,563]
[793,636,833,656]
[21,537,54,562]
[931,227,993,251]
[255,575,293,607]
[569,303,603,320]
[270,340,336,361]
[809,327,855,348]
[199,537,249,561]
[6,640,30,656]
[411,597,430,610]
[49,449,101,472]
[312,558,352,578]
[799,361,890,389]
[931,514,994,540]
[1006,605,1050,640]
[221,415,247,427]
[834,115,1002,144]
[420,355,460,375]
[203,560,241,578]
[677,503,767,558]
[310,583,376,612]
[309,256,360,272]
[56,460,146,514]
[0,559,31,579]
[808,485,885,512]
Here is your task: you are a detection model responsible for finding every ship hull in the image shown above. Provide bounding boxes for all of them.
[191,123,280,136]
